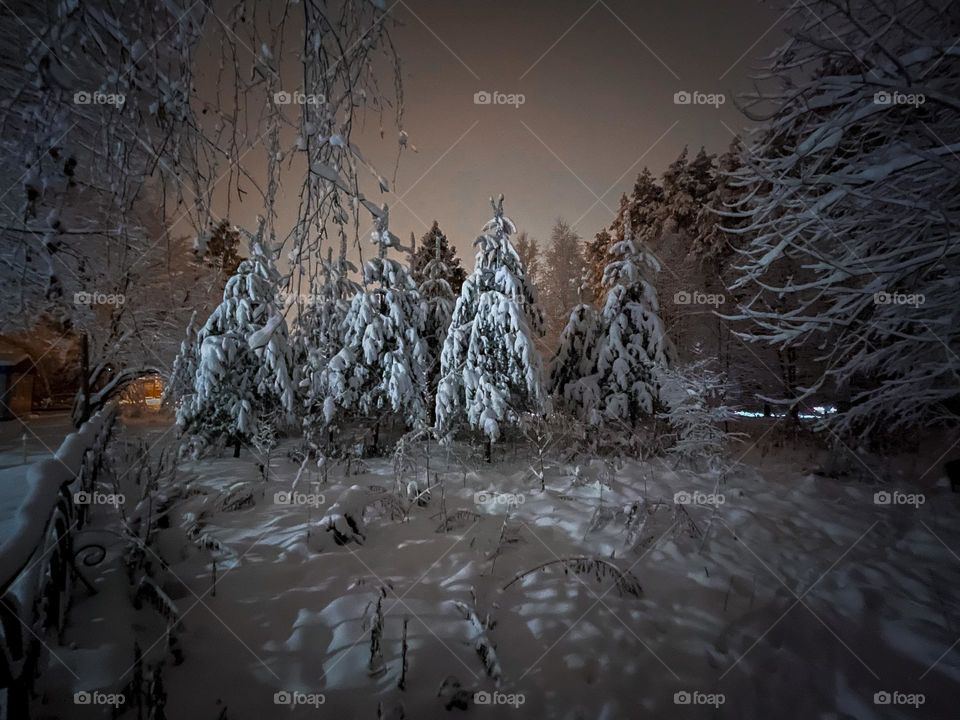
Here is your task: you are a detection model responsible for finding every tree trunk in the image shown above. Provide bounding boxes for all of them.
[233,437,241,458]
[485,438,492,464]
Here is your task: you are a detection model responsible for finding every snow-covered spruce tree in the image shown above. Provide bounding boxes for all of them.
[594,217,674,424]
[298,244,360,449]
[728,0,960,436]
[585,168,665,305]
[435,196,545,454]
[548,293,602,421]
[419,227,459,398]
[164,312,199,415]
[179,232,296,457]
[318,207,429,448]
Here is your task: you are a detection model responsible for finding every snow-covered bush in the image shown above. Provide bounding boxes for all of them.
[435,196,545,445]
[659,360,743,471]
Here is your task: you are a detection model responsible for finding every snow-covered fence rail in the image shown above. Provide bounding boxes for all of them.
[0,406,115,717]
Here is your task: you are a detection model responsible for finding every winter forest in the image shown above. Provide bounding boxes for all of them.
[0,0,958,718]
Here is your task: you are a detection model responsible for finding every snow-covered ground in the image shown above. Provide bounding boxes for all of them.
[34,418,960,719]
[0,412,74,469]
[0,412,74,547]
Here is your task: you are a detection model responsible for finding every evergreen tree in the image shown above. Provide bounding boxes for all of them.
[541,218,588,344]
[584,228,613,305]
[653,146,717,359]
[299,244,360,447]
[594,212,673,424]
[410,221,466,295]
[420,228,459,397]
[694,138,743,260]
[435,195,545,449]
[586,169,664,305]
[548,296,602,421]
[513,230,543,288]
[319,207,429,441]
[165,311,198,413]
[179,232,297,456]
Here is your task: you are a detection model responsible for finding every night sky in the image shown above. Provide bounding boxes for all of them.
[205,0,785,264]
[359,0,783,257]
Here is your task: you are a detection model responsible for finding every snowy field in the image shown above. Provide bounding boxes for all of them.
[32,417,960,719]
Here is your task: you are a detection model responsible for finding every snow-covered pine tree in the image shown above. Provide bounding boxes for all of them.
[586,168,665,305]
[728,0,960,435]
[179,229,297,457]
[419,227,458,396]
[548,294,602,421]
[298,243,360,448]
[594,213,674,424]
[319,206,429,445]
[164,311,198,416]
[435,195,545,451]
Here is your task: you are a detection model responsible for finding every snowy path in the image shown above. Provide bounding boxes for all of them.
[39,424,960,719]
